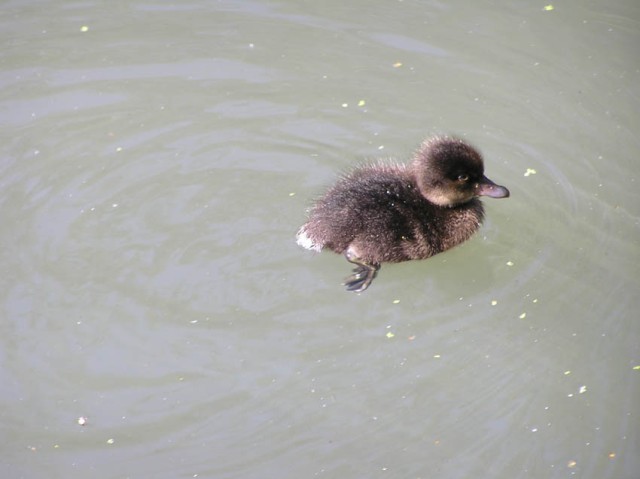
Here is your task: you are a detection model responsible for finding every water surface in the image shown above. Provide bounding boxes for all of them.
[1,1,639,478]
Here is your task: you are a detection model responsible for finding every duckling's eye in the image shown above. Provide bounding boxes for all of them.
[457,174,469,182]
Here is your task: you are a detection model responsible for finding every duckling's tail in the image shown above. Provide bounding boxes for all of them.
[296,225,323,252]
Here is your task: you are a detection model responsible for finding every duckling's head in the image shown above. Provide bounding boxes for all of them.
[411,137,510,207]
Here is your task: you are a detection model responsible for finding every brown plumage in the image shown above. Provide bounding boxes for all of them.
[296,136,509,292]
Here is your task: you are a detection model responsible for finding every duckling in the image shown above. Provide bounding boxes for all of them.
[296,136,510,292]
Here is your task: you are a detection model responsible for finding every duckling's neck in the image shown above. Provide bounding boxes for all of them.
[421,186,457,207]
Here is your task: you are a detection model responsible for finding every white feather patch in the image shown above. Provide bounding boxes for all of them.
[296,226,322,252]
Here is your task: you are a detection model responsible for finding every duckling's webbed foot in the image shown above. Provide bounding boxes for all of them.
[343,251,380,292]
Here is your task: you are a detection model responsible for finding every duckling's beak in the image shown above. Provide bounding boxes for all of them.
[475,175,510,198]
